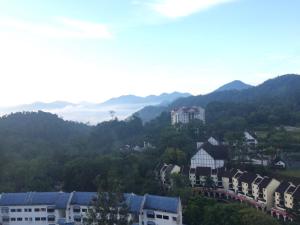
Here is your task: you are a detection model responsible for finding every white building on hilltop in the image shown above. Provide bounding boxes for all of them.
[171,107,205,125]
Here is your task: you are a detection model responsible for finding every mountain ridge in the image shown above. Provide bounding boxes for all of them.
[135,74,300,123]
[214,80,253,92]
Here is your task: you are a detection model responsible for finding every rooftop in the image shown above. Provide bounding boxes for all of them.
[201,143,228,160]
[258,177,272,189]
[275,182,292,194]
[143,194,179,214]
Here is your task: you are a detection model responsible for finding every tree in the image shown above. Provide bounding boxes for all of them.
[239,208,280,225]
[161,147,187,165]
[85,192,131,225]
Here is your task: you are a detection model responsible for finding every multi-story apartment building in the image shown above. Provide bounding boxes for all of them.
[0,192,182,225]
[0,192,70,225]
[171,107,205,125]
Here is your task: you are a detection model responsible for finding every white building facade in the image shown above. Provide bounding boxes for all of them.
[171,107,205,125]
[190,143,227,170]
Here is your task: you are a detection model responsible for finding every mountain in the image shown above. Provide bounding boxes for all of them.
[214,80,253,92]
[101,92,191,105]
[135,74,300,123]
[0,92,190,124]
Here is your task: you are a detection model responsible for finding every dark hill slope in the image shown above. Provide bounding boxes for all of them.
[170,74,300,108]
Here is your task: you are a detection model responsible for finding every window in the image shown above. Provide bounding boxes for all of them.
[74,217,81,222]
[73,207,81,213]
[41,217,46,221]
[163,215,169,220]
[34,208,40,212]
[48,216,55,222]
[3,217,9,222]
[17,218,22,221]
[173,217,177,221]
[17,209,22,212]
[10,209,16,212]
[1,207,9,213]
[156,214,162,219]
[35,217,41,221]
[146,212,155,219]
[11,218,16,221]
[41,208,46,212]
[82,208,87,212]
[25,218,28,221]
[47,208,55,213]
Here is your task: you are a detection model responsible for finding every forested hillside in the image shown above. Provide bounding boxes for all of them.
[136,74,300,123]
[1,74,300,195]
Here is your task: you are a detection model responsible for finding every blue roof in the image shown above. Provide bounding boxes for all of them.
[143,194,179,213]
[124,193,144,213]
[0,192,180,214]
[0,192,70,209]
[70,192,97,205]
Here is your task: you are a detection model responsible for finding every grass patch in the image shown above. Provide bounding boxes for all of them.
[278,169,300,178]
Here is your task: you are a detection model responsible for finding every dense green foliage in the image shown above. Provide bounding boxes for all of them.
[184,196,280,225]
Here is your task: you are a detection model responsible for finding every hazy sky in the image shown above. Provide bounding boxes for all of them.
[0,0,299,106]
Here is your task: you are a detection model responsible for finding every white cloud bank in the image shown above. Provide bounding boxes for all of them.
[0,17,112,39]
[150,0,235,18]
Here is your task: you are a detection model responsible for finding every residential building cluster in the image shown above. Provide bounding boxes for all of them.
[171,106,205,125]
[0,192,182,225]
[188,140,299,222]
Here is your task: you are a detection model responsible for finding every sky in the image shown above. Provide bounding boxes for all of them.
[0,0,300,106]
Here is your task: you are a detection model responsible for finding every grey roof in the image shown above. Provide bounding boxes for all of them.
[195,167,211,176]
[286,185,296,194]
[0,192,70,209]
[293,186,300,199]
[275,182,291,194]
[143,194,179,214]
[258,177,272,189]
[202,143,228,160]
[239,172,257,185]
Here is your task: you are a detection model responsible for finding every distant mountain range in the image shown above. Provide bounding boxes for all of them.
[0,92,190,124]
[134,74,300,123]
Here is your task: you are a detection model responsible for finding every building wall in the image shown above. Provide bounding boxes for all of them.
[242,182,250,196]
[0,205,60,225]
[139,209,181,225]
[264,179,280,210]
[232,177,239,193]
[252,183,259,200]
[171,107,205,125]
[222,177,230,191]
[285,192,294,209]
[190,149,223,169]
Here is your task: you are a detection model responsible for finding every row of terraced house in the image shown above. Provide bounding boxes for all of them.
[188,140,300,222]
